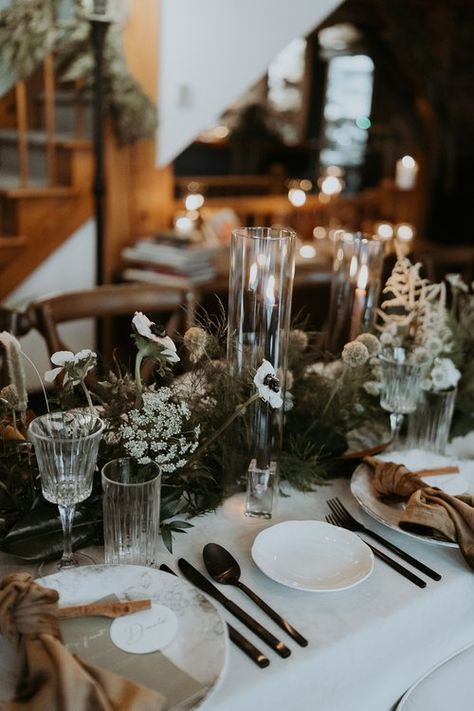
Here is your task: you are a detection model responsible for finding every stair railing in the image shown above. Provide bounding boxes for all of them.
[43,53,57,186]
[13,53,57,188]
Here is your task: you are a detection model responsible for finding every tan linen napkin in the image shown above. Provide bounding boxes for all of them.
[364,457,474,570]
[0,572,166,711]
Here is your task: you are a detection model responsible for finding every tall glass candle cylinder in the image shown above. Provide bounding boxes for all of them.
[227,227,296,516]
[326,232,384,354]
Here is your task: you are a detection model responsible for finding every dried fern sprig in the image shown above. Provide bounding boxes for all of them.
[0,332,28,413]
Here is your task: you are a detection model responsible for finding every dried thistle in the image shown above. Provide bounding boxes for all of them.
[183,327,208,363]
[0,384,20,410]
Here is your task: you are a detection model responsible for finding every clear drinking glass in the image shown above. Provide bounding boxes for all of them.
[28,410,104,570]
[227,227,296,518]
[101,457,161,567]
[406,387,457,454]
[379,348,429,448]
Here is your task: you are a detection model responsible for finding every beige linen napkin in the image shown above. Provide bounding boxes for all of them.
[364,457,474,570]
[0,572,166,711]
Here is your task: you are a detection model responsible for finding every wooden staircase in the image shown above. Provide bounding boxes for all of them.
[0,61,94,301]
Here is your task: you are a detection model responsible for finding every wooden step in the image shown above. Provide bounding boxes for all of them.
[0,129,91,149]
[0,173,48,191]
[0,184,79,199]
[0,235,28,265]
[0,129,92,181]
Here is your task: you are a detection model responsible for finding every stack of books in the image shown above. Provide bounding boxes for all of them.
[122,232,220,288]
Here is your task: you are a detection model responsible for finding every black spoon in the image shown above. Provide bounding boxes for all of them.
[203,542,308,647]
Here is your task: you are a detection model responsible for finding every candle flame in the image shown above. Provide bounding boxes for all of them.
[357,264,369,290]
[401,155,416,169]
[265,275,275,306]
[349,256,358,278]
[248,262,258,290]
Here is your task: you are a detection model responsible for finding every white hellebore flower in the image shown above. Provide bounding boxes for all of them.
[254,360,283,409]
[132,312,180,363]
[44,349,97,384]
[430,357,461,391]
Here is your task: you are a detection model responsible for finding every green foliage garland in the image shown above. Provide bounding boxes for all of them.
[0,0,157,145]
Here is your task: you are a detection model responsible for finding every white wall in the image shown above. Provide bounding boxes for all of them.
[157,0,341,165]
[4,219,96,390]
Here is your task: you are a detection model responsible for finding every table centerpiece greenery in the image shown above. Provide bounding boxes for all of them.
[0,259,472,561]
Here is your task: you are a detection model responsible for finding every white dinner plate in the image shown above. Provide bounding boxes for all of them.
[397,643,474,710]
[350,450,474,547]
[251,520,374,592]
[0,565,228,710]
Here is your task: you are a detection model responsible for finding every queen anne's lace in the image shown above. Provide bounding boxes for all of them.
[118,388,200,471]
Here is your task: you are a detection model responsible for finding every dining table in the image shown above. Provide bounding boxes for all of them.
[0,454,473,711]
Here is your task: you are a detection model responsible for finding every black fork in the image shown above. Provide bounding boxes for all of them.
[326,513,427,588]
[327,497,441,581]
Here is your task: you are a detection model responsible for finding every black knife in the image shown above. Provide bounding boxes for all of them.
[177,558,291,658]
[159,564,270,668]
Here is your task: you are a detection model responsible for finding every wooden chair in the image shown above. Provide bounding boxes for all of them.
[26,283,195,357]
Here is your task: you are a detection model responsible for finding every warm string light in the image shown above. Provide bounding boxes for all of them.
[185,193,205,211]
[174,214,194,234]
[287,179,312,207]
[299,244,316,259]
[288,188,306,207]
[320,175,343,196]
[375,222,394,240]
[395,223,415,242]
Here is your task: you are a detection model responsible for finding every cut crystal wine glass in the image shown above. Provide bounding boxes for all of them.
[28,410,104,572]
[379,347,429,448]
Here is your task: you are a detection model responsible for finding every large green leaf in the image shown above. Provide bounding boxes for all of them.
[0,499,102,562]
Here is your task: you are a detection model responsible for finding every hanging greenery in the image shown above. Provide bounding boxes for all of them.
[0,0,157,145]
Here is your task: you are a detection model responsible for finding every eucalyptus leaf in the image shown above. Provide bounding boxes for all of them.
[160,524,173,554]
[0,500,102,562]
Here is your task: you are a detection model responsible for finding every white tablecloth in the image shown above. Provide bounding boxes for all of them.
[0,479,473,711]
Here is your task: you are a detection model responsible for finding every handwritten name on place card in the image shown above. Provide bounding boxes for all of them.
[110,604,178,654]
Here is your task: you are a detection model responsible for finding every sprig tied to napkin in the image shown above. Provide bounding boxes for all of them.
[0,572,166,711]
[364,457,474,570]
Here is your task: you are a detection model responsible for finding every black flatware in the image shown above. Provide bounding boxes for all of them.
[327,497,441,581]
[159,563,270,668]
[203,542,308,647]
[326,515,427,589]
[177,558,291,658]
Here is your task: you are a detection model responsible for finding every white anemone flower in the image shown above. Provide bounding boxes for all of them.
[44,349,97,384]
[132,311,180,363]
[254,360,283,409]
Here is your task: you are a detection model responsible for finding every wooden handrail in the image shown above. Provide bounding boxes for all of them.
[43,53,57,185]
[15,80,29,187]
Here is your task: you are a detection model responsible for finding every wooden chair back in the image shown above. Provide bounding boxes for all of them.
[26,283,194,357]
